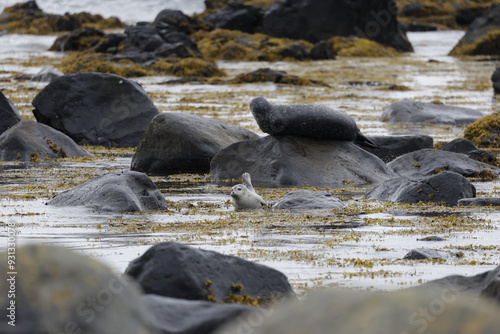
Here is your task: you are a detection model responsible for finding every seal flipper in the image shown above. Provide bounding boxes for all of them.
[354,130,380,149]
[242,172,255,193]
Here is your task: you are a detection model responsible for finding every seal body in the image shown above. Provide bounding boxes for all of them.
[250,97,378,148]
[230,173,266,211]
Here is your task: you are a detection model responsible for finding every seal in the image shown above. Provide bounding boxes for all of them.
[249,97,378,149]
[230,172,266,211]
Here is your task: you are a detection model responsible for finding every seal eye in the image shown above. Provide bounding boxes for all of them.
[237,187,242,191]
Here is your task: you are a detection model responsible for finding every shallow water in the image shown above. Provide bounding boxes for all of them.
[0,31,499,294]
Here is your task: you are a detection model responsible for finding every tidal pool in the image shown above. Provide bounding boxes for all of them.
[0,31,499,295]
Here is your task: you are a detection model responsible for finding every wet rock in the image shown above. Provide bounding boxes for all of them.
[380,100,483,126]
[441,138,478,154]
[464,113,500,148]
[211,135,396,187]
[49,27,105,51]
[417,236,446,241]
[388,149,500,178]
[366,171,476,206]
[458,197,500,207]
[0,120,91,162]
[406,22,438,32]
[204,2,263,34]
[125,242,294,304]
[467,149,496,163]
[32,72,160,148]
[131,113,258,175]
[456,6,489,26]
[49,171,166,212]
[0,244,157,334]
[0,91,21,135]
[449,4,500,56]
[262,0,412,52]
[272,190,346,210]
[15,67,63,82]
[492,67,500,94]
[360,135,433,163]
[420,264,500,302]
[154,9,192,35]
[219,287,500,334]
[310,40,336,60]
[143,294,253,334]
[227,68,328,87]
[403,249,447,260]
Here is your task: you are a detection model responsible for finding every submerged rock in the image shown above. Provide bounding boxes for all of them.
[32,72,160,147]
[131,113,258,175]
[272,190,345,210]
[143,294,253,334]
[403,249,447,260]
[0,91,22,135]
[125,242,294,304]
[361,135,433,163]
[458,197,500,207]
[449,4,500,56]
[366,171,476,206]
[0,244,156,334]
[49,171,166,212]
[388,148,500,178]
[0,120,91,162]
[211,135,396,187]
[261,0,412,52]
[380,100,483,125]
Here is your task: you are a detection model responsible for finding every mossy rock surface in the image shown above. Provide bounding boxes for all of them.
[464,113,500,148]
[329,36,400,57]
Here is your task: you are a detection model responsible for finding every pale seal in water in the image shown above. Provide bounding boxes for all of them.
[230,173,266,210]
[249,97,378,149]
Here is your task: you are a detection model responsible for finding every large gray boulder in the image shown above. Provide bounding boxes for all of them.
[493,67,500,94]
[49,171,166,212]
[131,113,258,175]
[32,72,160,147]
[262,0,412,52]
[380,100,484,125]
[272,190,345,210]
[366,171,476,206]
[388,148,500,178]
[143,294,253,334]
[210,135,396,187]
[0,120,91,162]
[0,91,22,135]
[361,135,433,163]
[125,242,294,304]
[0,244,158,334]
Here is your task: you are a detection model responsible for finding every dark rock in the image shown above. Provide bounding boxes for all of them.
[279,42,309,60]
[32,72,160,148]
[0,91,21,135]
[380,100,484,125]
[204,2,263,34]
[456,6,489,26]
[211,135,396,187]
[0,120,91,162]
[492,67,500,94]
[310,40,336,60]
[49,27,105,51]
[227,68,328,87]
[366,171,476,206]
[16,67,63,82]
[49,171,166,212]
[131,113,258,175]
[441,138,478,154]
[262,0,412,52]
[249,97,377,148]
[388,148,500,178]
[0,244,157,334]
[449,4,500,56]
[468,149,497,163]
[403,248,447,260]
[420,264,500,302]
[458,197,500,207]
[143,294,253,334]
[125,242,294,304]
[360,135,433,163]
[272,190,345,210]
[406,22,438,32]
[93,33,126,53]
[154,9,192,34]
[220,287,500,334]
[398,3,425,17]
[417,236,446,241]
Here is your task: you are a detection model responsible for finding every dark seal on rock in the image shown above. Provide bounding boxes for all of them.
[249,97,378,148]
[49,171,166,212]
